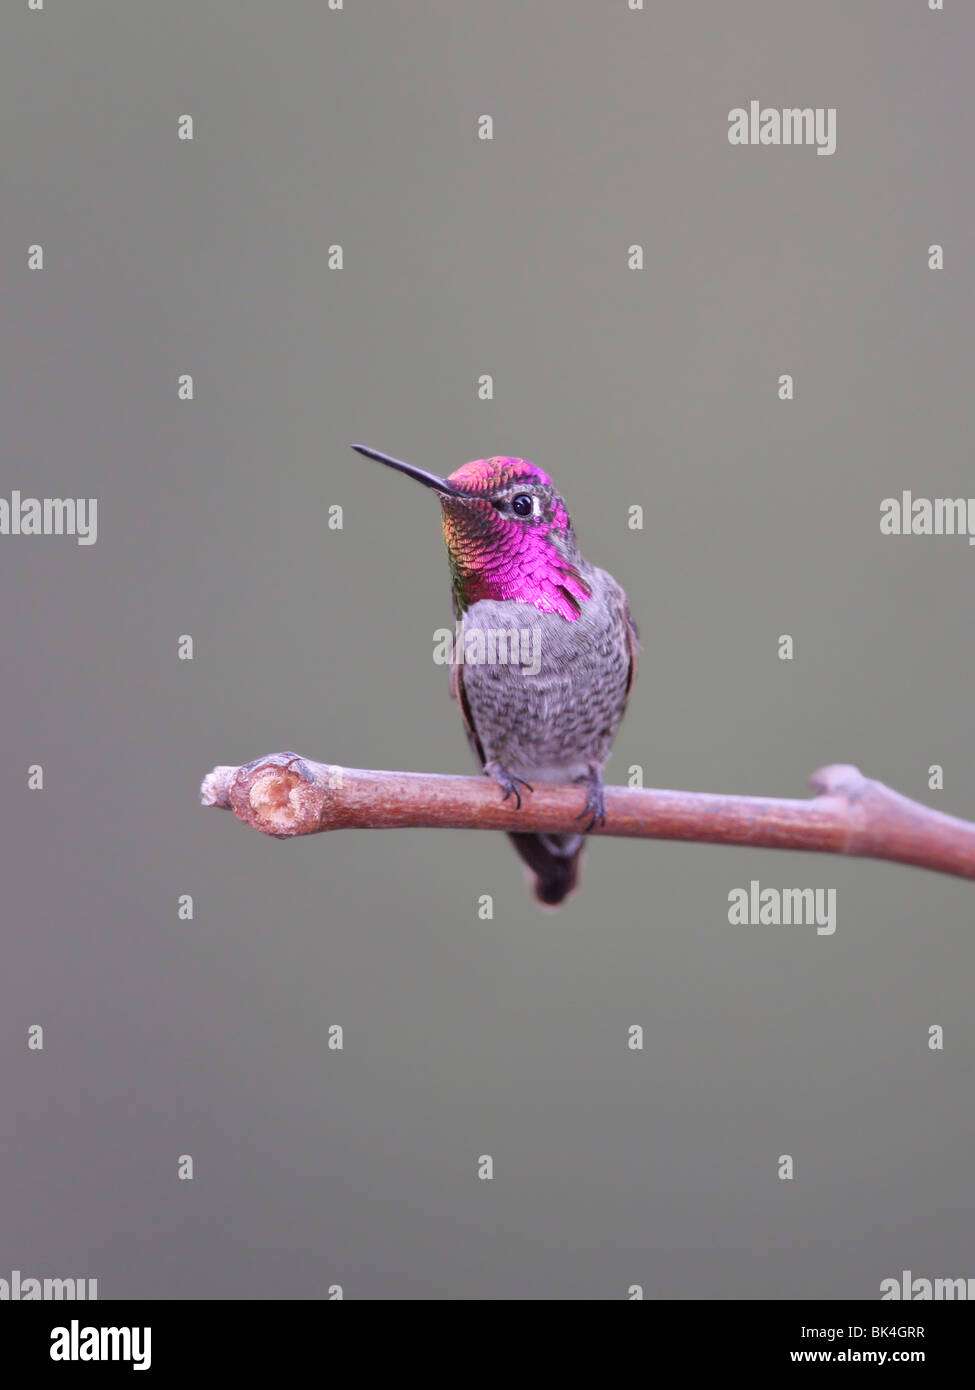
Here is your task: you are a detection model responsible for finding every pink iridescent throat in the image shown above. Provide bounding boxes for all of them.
[439,457,591,622]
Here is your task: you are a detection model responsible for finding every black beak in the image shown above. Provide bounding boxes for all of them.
[350,445,468,498]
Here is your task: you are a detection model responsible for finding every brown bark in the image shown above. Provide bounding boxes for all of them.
[200,753,975,882]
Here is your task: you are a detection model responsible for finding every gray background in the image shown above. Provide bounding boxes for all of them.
[2,0,972,1300]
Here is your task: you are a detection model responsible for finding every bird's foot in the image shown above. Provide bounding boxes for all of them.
[485,762,534,812]
[574,767,606,832]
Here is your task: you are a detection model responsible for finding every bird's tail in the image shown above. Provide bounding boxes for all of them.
[507,832,585,908]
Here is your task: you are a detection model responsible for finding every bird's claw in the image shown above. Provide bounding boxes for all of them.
[501,775,534,811]
[486,764,534,811]
[575,773,607,832]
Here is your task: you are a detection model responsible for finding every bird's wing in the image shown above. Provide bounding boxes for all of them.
[448,590,487,766]
[620,585,640,706]
[449,655,487,766]
[598,569,640,710]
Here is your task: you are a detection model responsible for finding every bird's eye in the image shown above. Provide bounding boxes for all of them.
[511,494,534,517]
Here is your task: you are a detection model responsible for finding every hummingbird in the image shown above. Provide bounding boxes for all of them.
[350,446,640,906]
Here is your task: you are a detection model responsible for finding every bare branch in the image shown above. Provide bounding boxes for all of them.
[199,753,975,882]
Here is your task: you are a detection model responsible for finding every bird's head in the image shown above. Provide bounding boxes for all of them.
[351,446,591,619]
